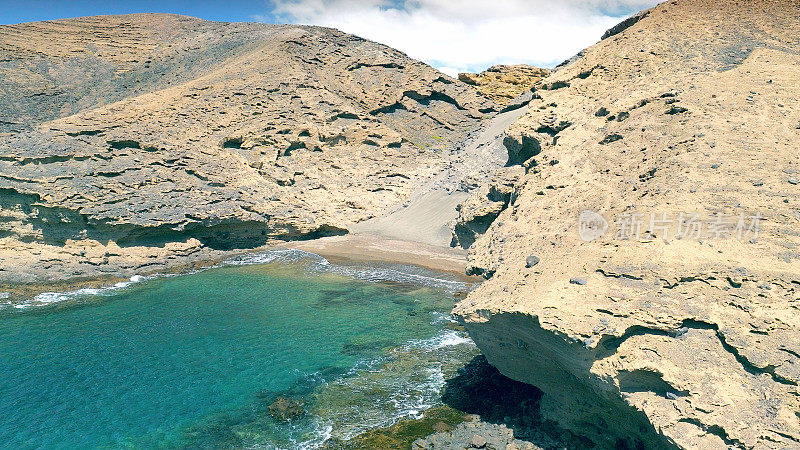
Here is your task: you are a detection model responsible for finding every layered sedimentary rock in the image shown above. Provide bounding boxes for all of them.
[0,14,494,283]
[455,0,800,448]
[459,65,549,107]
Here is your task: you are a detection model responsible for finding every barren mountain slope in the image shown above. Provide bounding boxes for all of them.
[455,0,800,448]
[0,14,494,283]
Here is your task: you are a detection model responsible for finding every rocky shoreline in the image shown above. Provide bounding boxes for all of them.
[3,2,800,448]
[0,233,477,305]
[325,355,581,450]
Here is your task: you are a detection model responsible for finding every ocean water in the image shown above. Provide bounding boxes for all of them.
[0,251,478,449]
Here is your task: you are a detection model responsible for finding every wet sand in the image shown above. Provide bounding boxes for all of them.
[283,233,473,280]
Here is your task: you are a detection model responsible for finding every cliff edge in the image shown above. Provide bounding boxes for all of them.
[455,0,800,448]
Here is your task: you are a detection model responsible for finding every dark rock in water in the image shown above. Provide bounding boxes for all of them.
[525,255,540,268]
[268,397,304,421]
[327,405,471,449]
[445,322,468,333]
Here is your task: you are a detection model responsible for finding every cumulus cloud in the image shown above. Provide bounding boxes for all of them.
[261,0,661,75]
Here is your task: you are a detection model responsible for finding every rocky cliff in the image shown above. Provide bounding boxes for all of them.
[0,14,494,283]
[455,0,800,448]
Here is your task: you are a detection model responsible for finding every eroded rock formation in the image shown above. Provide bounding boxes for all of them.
[0,14,494,282]
[455,0,800,448]
[459,65,549,107]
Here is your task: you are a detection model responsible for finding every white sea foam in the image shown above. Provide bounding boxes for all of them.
[388,366,445,419]
[294,421,334,450]
[12,247,473,310]
[13,275,149,309]
[429,311,456,325]
[0,292,11,309]
[327,264,468,292]
[225,248,471,293]
[224,248,329,267]
[129,275,146,283]
[333,365,449,443]
[405,329,475,351]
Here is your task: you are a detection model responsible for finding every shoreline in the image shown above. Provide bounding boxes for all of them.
[0,233,477,304]
[282,234,475,281]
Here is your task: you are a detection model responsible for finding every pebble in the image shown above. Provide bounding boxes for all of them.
[752,180,764,187]
[525,254,540,268]
[570,278,587,285]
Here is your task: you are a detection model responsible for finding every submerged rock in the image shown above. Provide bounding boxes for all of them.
[267,397,304,421]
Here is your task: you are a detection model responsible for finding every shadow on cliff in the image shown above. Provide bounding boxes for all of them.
[441,354,679,449]
[442,355,598,449]
[458,312,680,449]
[0,187,347,250]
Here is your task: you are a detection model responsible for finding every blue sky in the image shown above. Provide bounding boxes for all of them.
[0,1,274,24]
[0,0,661,74]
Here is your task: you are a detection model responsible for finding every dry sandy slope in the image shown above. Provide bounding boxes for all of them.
[351,102,531,247]
[455,0,800,448]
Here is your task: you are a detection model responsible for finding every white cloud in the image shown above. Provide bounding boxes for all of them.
[264,0,661,74]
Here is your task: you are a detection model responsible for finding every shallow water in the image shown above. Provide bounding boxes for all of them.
[0,251,478,449]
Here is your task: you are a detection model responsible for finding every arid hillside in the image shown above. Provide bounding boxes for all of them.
[0,14,494,283]
[455,0,800,448]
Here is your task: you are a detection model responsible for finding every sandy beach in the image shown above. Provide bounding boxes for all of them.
[283,233,473,279]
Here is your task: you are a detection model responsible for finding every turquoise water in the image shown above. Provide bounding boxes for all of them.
[0,251,477,449]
